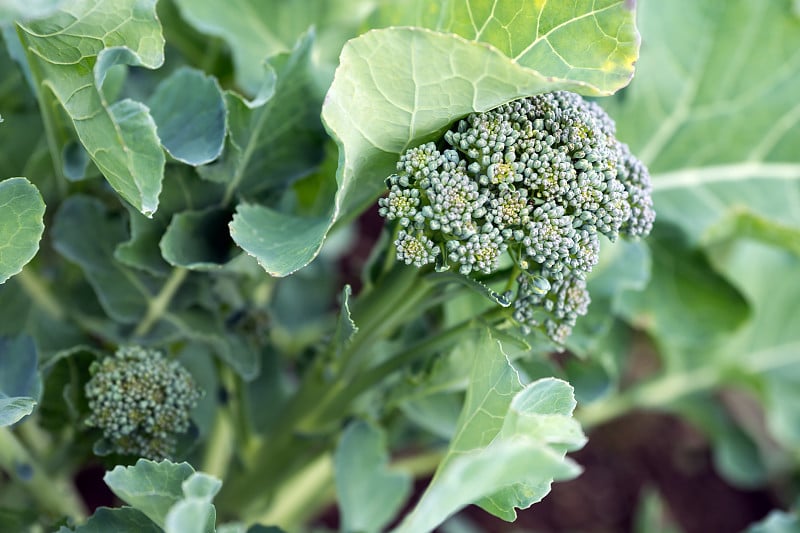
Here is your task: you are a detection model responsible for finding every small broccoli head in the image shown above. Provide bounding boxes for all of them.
[378,91,655,345]
[85,346,202,460]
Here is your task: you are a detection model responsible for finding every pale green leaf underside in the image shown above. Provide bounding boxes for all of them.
[163,472,221,533]
[0,177,45,284]
[394,332,584,532]
[377,0,639,92]
[148,67,226,166]
[17,0,165,216]
[229,204,329,277]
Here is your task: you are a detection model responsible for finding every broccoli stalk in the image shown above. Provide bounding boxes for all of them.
[379,91,655,344]
[84,346,203,460]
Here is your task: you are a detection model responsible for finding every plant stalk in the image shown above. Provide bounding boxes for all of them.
[577,366,720,429]
[0,427,87,522]
[133,267,188,337]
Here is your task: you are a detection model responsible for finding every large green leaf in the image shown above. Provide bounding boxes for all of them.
[16,0,166,215]
[604,0,800,245]
[148,67,226,166]
[0,177,45,284]
[595,0,800,474]
[372,0,639,91]
[392,331,584,532]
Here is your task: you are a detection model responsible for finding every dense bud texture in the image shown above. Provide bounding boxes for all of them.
[85,346,202,460]
[379,92,654,344]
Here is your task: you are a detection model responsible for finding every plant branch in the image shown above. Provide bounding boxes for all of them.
[576,366,720,429]
[133,267,188,337]
[0,426,87,521]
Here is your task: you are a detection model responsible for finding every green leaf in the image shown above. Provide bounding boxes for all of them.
[605,0,800,246]
[52,195,154,322]
[616,225,750,366]
[104,459,195,530]
[601,0,800,461]
[160,207,235,270]
[0,177,45,284]
[334,421,412,533]
[201,30,324,200]
[17,0,166,215]
[392,331,584,532]
[148,67,226,166]
[712,243,800,451]
[60,507,162,533]
[372,0,640,91]
[0,335,41,426]
[229,205,329,277]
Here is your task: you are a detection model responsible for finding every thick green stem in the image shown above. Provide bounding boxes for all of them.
[0,427,87,521]
[16,268,116,342]
[16,25,68,196]
[16,268,65,321]
[133,267,187,337]
[577,366,720,429]
[201,407,235,480]
[250,452,334,528]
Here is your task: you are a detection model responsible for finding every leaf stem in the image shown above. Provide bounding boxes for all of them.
[133,267,188,337]
[15,268,65,321]
[576,366,720,429]
[15,25,67,194]
[250,452,334,529]
[0,426,87,521]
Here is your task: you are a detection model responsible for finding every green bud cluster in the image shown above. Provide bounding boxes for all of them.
[379,92,655,344]
[85,346,202,460]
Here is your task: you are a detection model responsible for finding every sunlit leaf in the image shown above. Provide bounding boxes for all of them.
[16,0,166,215]
[104,459,195,529]
[0,177,45,284]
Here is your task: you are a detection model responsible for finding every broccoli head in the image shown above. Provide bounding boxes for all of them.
[85,346,202,460]
[378,91,655,344]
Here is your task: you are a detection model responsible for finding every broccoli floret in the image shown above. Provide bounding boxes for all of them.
[379,91,654,344]
[85,346,202,460]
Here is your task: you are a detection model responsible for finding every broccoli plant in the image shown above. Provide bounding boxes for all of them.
[1,1,799,533]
